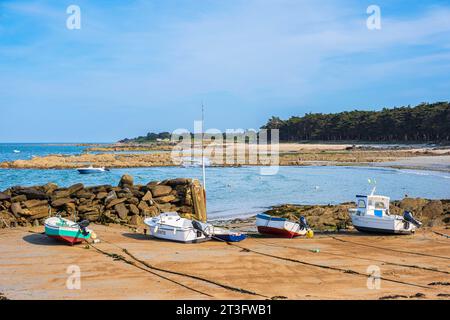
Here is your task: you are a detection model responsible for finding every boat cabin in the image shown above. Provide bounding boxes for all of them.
[354,194,390,217]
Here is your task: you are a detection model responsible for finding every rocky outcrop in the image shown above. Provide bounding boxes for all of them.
[0,175,201,228]
[265,198,450,231]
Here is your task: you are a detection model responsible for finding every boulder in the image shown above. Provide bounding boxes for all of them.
[127,197,139,205]
[82,212,100,222]
[118,174,134,188]
[96,192,108,200]
[163,178,192,186]
[17,188,48,200]
[114,203,129,220]
[0,192,11,201]
[51,190,70,200]
[142,191,153,201]
[399,198,428,211]
[75,190,95,199]
[138,201,150,212]
[129,204,139,215]
[129,215,142,226]
[77,204,100,214]
[67,183,84,195]
[27,206,49,219]
[51,198,74,207]
[11,195,27,203]
[157,203,174,212]
[150,185,172,197]
[104,191,117,204]
[23,200,48,209]
[146,181,160,188]
[154,195,177,204]
[43,183,58,194]
[64,202,76,214]
[422,200,443,218]
[106,197,127,209]
[10,202,24,217]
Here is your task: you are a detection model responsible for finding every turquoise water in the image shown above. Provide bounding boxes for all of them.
[1,164,449,219]
[1,144,449,218]
[0,143,87,162]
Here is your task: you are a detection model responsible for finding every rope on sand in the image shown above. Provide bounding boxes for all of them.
[329,235,450,260]
[253,239,450,275]
[226,242,432,290]
[91,238,269,299]
[85,240,213,297]
[433,231,450,239]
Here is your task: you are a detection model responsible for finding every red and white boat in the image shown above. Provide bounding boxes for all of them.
[256,213,313,238]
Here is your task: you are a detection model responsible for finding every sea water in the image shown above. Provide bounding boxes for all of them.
[0,144,449,219]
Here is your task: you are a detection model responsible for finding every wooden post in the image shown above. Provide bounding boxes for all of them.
[191,179,207,222]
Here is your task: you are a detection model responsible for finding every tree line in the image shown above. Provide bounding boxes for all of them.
[261,102,450,142]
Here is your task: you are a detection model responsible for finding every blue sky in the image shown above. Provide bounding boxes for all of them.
[0,0,449,142]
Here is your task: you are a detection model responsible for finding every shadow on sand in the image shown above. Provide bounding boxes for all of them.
[121,232,152,241]
[22,233,67,246]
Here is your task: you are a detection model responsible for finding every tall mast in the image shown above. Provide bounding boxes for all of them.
[201,103,206,190]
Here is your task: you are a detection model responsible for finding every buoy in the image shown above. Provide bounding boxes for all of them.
[306,229,314,238]
[90,232,97,240]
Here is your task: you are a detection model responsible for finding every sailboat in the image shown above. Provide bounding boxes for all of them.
[144,104,246,243]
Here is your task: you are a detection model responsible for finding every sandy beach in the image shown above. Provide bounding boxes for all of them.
[1,224,449,300]
[1,143,449,172]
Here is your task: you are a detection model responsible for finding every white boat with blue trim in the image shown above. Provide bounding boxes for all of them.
[349,188,422,234]
[77,165,110,174]
[144,212,213,243]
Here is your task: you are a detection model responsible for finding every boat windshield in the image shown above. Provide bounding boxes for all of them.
[357,199,366,208]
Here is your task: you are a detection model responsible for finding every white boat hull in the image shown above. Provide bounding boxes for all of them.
[351,213,416,234]
[256,214,308,237]
[144,212,211,243]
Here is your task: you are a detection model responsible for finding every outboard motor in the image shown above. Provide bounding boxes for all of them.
[78,219,90,236]
[192,220,209,237]
[299,216,309,230]
[403,211,422,228]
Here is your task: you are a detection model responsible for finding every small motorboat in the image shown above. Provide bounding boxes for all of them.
[349,188,422,234]
[212,227,247,242]
[13,150,20,153]
[77,165,110,174]
[44,216,95,245]
[144,212,212,243]
[181,157,211,168]
[256,213,313,238]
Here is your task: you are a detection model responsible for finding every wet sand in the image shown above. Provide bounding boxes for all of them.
[0,224,449,300]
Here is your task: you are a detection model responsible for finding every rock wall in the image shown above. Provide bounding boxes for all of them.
[0,175,204,228]
[265,198,450,231]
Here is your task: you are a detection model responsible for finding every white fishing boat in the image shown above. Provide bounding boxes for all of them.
[181,156,211,168]
[256,213,313,238]
[349,188,422,234]
[144,212,212,243]
[13,150,20,153]
[77,165,110,174]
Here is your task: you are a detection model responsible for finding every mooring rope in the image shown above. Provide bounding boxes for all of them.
[224,241,432,290]
[96,238,269,299]
[252,239,450,275]
[329,235,450,260]
[85,240,213,297]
